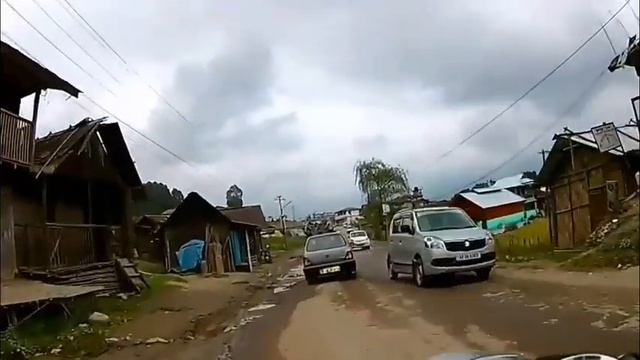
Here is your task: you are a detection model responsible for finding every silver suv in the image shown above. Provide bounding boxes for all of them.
[386,207,496,287]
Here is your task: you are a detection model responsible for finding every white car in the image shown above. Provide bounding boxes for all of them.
[348,230,371,250]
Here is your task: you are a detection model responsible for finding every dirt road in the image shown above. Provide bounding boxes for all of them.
[229,243,639,359]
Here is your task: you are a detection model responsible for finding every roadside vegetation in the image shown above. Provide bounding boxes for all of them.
[495,219,563,262]
[266,235,305,251]
[562,199,639,270]
[1,274,186,359]
[354,158,410,241]
[496,197,639,270]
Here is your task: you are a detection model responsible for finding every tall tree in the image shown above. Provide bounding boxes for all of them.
[226,184,244,208]
[133,181,184,216]
[171,188,184,202]
[354,158,409,204]
[354,158,409,240]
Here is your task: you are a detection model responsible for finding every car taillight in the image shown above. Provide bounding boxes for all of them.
[345,251,353,260]
[303,257,311,266]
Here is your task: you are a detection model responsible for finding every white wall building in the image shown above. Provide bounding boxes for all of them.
[334,207,362,228]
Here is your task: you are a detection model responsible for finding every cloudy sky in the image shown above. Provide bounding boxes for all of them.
[2,0,639,217]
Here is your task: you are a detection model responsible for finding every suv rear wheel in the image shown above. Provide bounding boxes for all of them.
[387,256,398,280]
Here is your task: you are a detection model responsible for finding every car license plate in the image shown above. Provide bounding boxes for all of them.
[319,266,341,274]
[455,252,481,261]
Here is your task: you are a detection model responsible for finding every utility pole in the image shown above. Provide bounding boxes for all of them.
[538,149,548,165]
[291,205,296,222]
[275,195,288,249]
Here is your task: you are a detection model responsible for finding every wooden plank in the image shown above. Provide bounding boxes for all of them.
[56,279,118,286]
[51,270,114,279]
[1,186,16,280]
[30,89,40,162]
[123,268,138,276]
[567,174,575,247]
[53,270,118,280]
[44,223,121,229]
[555,203,590,214]
[573,206,592,246]
[49,261,114,275]
[556,212,573,249]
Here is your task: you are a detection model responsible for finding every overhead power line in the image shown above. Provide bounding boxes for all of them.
[30,0,121,84]
[80,94,194,166]
[2,0,117,96]
[60,0,127,64]
[1,30,43,65]
[434,0,631,162]
[433,70,608,199]
[53,0,106,49]
[71,99,177,164]
[2,28,195,170]
[59,0,193,124]
[629,3,639,21]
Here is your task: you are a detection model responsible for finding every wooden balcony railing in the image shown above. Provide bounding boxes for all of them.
[1,108,33,166]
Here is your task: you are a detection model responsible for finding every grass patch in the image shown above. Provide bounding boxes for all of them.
[265,235,305,251]
[495,219,557,262]
[562,227,639,270]
[563,247,639,269]
[1,273,185,358]
[495,206,639,269]
[136,260,165,274]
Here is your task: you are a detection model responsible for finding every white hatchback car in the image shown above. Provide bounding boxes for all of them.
[348,230,371,250]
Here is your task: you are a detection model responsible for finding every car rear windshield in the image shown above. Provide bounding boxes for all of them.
[306,234,347,251]
[349,231,366,238]
[415,210,476,232]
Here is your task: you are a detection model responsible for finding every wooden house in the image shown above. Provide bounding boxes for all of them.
[156,192,230,272]
[135,196,266,273]
[537,129,638,249]
[220,205,268,272]
[451,188,527,233]
[6,118,143,273]
[1,40,80,280]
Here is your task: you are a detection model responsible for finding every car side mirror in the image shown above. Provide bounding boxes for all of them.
[400,224,414,235]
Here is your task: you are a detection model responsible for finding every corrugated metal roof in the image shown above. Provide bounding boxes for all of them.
[220,205,268,229]
[459,189,525,209]
[492,174,534,190]
[538,125,639,185]
[555,128,639,156]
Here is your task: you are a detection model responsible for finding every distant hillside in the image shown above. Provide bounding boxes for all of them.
[133,181,184,216]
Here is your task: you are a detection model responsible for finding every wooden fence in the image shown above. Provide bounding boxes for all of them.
[15,223,121,270]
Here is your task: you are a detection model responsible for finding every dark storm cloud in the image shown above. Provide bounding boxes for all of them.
[274,0,631,114]
[11,0,636,215]
[145,35,300,164]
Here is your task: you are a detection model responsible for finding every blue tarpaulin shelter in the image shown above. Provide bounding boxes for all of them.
[175,239,205,272]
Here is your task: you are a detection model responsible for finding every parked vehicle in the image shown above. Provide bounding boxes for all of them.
[260,244,272,264]
[303,232,356,284]
[348,230,371,250]
[386,207,496,287]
